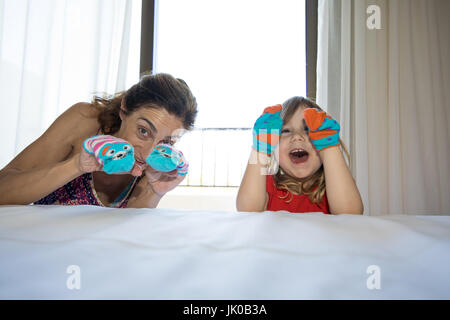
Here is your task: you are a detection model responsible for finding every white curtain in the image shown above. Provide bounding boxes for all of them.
[317,0,450,215]
[0,0,141,169]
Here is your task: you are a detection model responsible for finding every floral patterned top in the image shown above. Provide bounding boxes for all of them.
[33,172,140,208]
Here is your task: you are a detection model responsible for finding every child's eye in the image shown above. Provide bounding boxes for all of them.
[281,129,290,134]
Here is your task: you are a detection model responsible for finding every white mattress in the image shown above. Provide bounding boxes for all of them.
[0,205,449,299]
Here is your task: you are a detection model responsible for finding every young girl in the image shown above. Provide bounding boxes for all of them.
[236,96,363,215]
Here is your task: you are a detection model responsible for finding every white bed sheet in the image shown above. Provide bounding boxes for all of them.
[0,205,449,299]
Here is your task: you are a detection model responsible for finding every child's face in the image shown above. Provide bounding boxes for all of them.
[276,106,323,179]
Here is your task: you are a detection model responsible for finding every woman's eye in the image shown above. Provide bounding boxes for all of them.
[162,139,175,146]
[138,128,148,137]
[281,129,290,134]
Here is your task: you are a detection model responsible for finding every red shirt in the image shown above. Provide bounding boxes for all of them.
[266,175,330,214]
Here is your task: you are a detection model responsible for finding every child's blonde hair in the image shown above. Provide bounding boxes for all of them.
[268,96,350,205]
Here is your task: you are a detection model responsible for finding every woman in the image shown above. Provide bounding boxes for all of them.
[0,73,198,208]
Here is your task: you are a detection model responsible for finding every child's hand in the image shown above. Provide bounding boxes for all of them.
[252,104,283,155]
[303,108,340,152]
[82,135,135,174]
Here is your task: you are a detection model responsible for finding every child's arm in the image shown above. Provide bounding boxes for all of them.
[237,105,283,212]
[320,147,364,214]
[236,149,270,212]
[303,108,364,215]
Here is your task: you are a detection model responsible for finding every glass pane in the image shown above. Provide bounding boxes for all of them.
[154,0,306,129]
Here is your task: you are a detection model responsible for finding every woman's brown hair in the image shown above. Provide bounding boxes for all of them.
[269,96,350,205]
[91,73,198,134]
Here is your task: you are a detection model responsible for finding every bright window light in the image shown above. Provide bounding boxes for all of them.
[153,0,306,187]
[154,0,306,129]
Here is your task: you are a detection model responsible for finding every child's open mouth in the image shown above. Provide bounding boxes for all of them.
[289,148,309,164]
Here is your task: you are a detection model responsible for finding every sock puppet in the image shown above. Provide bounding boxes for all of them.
[83,135,188,176]
[302,108,340,151]
[145,144,189,176]
[82,135,135,174]
[252,104,283,156]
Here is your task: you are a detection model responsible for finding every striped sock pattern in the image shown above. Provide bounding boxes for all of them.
[83,134,135,174]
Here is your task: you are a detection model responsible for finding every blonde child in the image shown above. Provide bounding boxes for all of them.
[236,96,363,214]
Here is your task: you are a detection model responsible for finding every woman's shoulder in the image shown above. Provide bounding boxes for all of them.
[1,102,102,173]
[62,102,102,142]
[68,102,101,120]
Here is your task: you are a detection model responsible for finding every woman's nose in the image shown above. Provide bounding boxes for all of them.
[136,143,156,160]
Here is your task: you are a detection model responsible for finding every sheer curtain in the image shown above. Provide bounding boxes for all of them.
[317,0,450,215]
[0,0,141,168]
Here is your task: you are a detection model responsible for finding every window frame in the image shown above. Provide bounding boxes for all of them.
[140,0,318,100]
[139,0,318,187]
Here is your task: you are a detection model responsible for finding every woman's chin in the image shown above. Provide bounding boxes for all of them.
[130,165,144,177]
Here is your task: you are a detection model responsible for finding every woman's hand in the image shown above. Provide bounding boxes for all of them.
[76,147,102,173]
[126,165,185,208]
[142,143,189,196]
[77,147,146,177]
[82,134,135,174]
[78,134,146,176]
[143,166,186,197]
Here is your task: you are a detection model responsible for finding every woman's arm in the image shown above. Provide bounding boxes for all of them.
[0,103,98,205]
[126,165,186,209]
[0,156,83,205]
[320,146,364,215]
[236,149,270,212]
[126,178,163,208]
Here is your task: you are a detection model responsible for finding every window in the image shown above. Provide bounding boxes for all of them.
[153,0,306,186]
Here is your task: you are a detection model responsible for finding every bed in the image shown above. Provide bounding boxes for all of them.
[0,204,449,299]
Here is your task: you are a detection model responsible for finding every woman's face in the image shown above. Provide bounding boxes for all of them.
[276,106,322,179]
[116,104,185,171]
